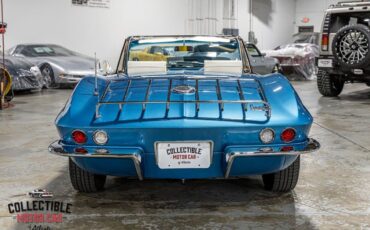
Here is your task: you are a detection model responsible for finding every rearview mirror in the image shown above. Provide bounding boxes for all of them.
[175,46,193,52]
[261,52,266,57]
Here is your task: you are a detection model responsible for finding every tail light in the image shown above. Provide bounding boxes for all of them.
[281,146,294,152]
[93,130,108,145]
[281,128,296,143]
[72,130,87,144]
[75,147,88,154]
[259,128,275,144]
[321,33,329,51]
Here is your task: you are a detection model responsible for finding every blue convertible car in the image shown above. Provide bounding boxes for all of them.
[49,35,320,193]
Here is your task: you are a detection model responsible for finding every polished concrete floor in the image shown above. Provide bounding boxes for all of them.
[0,80,370,229]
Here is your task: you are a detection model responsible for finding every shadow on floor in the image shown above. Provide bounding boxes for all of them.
[11,165,319,229]
[318,87,370,106]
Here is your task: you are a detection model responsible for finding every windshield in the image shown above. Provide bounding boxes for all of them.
[291,33,319,45]
[330,12,370,33]
[21,45,75,57]
[123,36,243,74]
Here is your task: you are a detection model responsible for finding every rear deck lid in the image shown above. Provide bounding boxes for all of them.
[94,76,271,124]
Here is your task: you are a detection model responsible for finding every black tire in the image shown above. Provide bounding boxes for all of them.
[317,70,344,97]
[262,156,300,192]
[40,64,57,88]
[332,24,370,69]
[4,88,14,102]
[69,158,106,193]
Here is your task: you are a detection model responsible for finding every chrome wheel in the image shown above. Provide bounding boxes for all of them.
[337,30,369,65]
[41,65,53,88]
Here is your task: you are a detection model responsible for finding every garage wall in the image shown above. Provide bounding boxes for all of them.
[4,0,296,67]
[239,0,296,50]
[295,0,339,33]
[4,0,188,66]
[186,0,296,51]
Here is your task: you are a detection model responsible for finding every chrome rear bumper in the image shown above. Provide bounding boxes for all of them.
[224,138,320,178]
[49,138,320,180]
[48,141,143,180]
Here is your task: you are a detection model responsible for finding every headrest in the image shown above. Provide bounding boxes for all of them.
[204,60,242,74]
[127,61,167,75]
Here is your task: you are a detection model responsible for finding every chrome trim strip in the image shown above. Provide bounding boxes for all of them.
[48,141,143,180]
[280,64,300,67]
[224,138,320,178]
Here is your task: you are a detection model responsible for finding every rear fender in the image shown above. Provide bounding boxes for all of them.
[56,76,109,132]
[257,73,312,125]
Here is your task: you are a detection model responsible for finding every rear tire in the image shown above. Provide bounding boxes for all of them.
[262,156,300,192]
[4,88,14,102]
[317,70,344,97]
[69,158,106,193]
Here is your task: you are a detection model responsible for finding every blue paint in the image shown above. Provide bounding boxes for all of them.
[54,72,313,178]
[53,37,315,179]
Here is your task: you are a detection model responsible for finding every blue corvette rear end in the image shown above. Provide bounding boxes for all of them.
[49,35,319,193]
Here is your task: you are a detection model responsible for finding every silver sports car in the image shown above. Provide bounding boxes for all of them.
[8,44,98,88]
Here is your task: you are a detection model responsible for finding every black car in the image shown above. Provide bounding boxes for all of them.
[1,53,43,93]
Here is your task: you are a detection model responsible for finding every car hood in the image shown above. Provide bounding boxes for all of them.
[3,55,34,69]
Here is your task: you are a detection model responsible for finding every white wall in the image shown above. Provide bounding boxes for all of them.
[239,0,296,50]
[295,0,339,33]
[186,0,296,50]
[4,0,296,67]
[4,0,188,66]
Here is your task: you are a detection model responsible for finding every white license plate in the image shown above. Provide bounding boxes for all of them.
[155,142,212,169]
[318,59,333,68]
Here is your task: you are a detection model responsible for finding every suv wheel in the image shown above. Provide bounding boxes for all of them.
[69,158,106,192]
[262,156,300,192]
[332,24,370,69]
[317,70,344,97]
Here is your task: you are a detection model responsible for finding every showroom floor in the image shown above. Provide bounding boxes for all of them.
[1,80,370,230]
